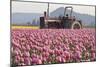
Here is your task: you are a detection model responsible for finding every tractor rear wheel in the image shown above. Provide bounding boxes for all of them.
[71,21,82,29]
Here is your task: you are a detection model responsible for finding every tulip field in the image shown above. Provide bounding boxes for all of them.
[11,28,96,66]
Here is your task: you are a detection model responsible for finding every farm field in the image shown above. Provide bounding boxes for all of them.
[11,28,96,66]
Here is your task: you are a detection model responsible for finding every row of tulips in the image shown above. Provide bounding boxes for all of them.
[11,29,96,66]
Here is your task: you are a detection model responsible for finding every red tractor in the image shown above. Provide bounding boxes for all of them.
[40,6,82,29]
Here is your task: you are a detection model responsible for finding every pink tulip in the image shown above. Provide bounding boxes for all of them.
[37,59,42,64]
[12,28,96,65]
[56,56,62,62]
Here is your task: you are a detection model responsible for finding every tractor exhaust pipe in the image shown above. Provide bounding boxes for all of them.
[47,3,49,17]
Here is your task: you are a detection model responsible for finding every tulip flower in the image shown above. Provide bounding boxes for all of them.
[12,28,96,65]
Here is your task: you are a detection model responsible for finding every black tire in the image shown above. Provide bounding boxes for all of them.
[71,21,82,29]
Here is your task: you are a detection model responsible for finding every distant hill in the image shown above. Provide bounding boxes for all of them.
[12,7,95,27]
[12,13,42,25]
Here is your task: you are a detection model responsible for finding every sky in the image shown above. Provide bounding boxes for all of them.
[12,1,95,16]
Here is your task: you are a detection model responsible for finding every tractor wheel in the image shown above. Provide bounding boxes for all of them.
[71,21,82,29]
